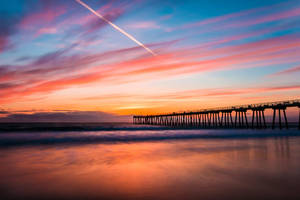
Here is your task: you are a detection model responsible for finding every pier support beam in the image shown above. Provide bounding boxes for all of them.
[299,106,300,130]
[220,111,233,128]
[234,109,248,128]
[208,112,220,128]
[272,106,288,129]
[251,108,266,129]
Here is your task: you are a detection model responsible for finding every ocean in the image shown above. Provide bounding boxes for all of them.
[0,123,300,200]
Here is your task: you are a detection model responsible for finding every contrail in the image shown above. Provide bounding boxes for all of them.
[75,0,156,56]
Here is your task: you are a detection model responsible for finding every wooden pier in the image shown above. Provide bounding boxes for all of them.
[133,99,300,129]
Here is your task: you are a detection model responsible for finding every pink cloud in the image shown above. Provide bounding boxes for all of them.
[0,40,176,103]
[180,1,285,29]
[160,14,173,21]
[0,34,14,54]
[79,85,300,103]
[227,7,300,29]
[0,37,8,53]
[127,21,160,29]
[78,3,115,24]
[272,65,300,76]
[52,2,126,41]
[151,85,300,100]
[35,27,58,37]
[177,2,299,35]
[19,6,66,30]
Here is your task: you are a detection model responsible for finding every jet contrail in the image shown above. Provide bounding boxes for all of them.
[75,0,156,56]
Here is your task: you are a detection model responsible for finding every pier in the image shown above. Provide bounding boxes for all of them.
[133,99,300,129]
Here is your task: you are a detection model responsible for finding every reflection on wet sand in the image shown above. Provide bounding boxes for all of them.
[0,137,300,200]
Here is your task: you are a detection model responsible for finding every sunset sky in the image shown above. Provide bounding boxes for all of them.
[0,0,300,121]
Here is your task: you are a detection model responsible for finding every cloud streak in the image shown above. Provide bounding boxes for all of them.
[271,65,300,76]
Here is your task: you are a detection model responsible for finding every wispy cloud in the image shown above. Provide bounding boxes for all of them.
[271,65,300,76]
[19,6,66,30]
[126,21,160,29]
[1,33,299,104]
[0,40,175,103]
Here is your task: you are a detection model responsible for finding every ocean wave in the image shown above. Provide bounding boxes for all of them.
[0,129,299,147]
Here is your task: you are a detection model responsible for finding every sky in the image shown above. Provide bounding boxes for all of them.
[0,0,300,122]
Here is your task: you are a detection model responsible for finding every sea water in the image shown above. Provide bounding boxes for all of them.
[0,123,300,200]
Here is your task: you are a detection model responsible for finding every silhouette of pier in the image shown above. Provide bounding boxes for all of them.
[133,99,300,129]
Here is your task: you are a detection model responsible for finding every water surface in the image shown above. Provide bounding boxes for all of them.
[0,124,300,200]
